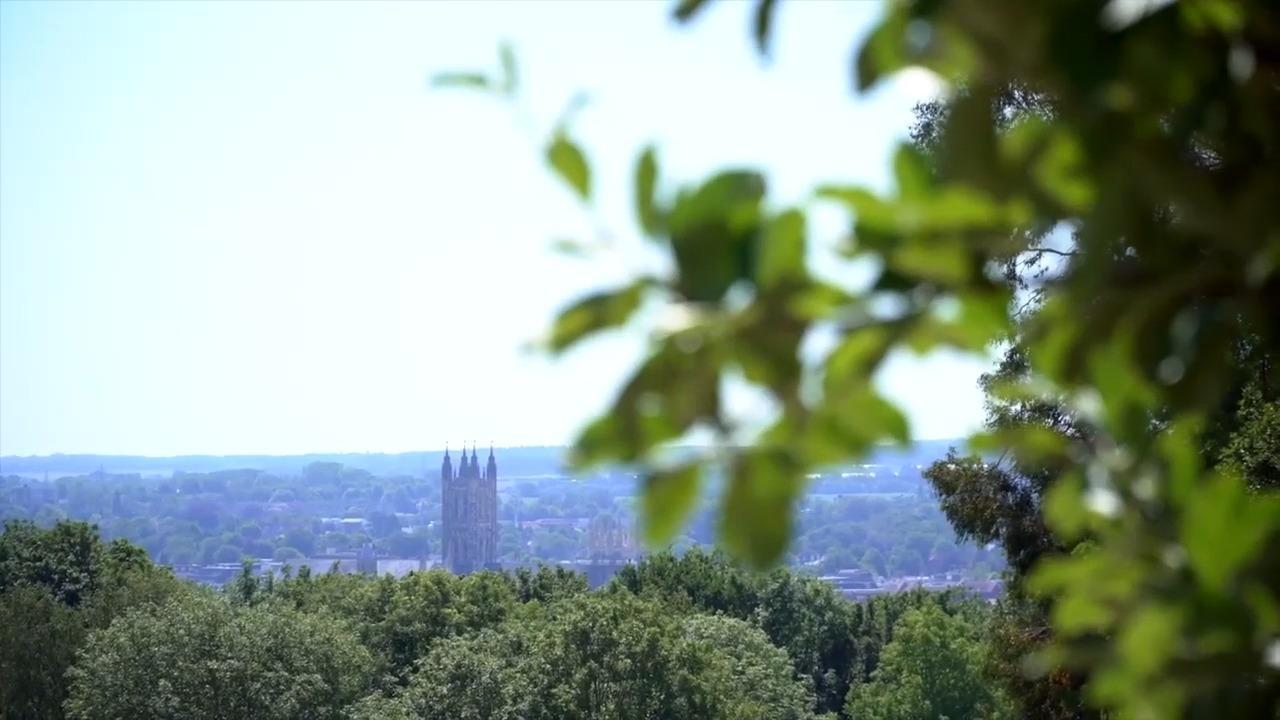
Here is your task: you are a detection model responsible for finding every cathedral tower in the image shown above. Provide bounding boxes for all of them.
[441,443,498,574]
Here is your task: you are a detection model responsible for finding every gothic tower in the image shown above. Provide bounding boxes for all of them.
[441,443,498,574]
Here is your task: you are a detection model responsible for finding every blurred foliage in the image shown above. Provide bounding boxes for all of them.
[438,0,1280,715]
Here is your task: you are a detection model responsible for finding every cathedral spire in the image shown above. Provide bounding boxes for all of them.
[441,443,453,482]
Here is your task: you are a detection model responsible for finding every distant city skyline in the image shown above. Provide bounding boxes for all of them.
[0,1,989,456]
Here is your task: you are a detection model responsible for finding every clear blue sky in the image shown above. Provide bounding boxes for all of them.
[0,0,988,456]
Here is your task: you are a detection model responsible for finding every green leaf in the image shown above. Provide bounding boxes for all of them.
[545,133,592,202]
[890,241,973,285]
[855,10,908,91]
[1180,475,1276,593]
[720,448,802,568]
[755,209,806,289]
[893,144,934,199]
[1042,473,1089,542]
[634,146,662,236]
[498,41,518,96]
[548,280,648,353]
[825,326,895,387]
[732,304,805,400]
[641,463,701,545]
[668,170,766,302]
[807,383,910,463]
[572,341,720,465]
[753,0,778,57]
[550,238,592,257]
[673,0,713,23]
[431,72,494,90]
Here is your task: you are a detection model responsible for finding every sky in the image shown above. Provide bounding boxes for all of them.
[0,0,990,457]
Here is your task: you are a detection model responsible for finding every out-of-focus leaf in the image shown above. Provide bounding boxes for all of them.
[938,86,1000,193]
[1179,0,1246,32]
[855,8,910,91]
[431,72,494,90]
[1117,604,1182,678]
[732,304,805,401]
[720,448,802,567]
[673,0,713,23]
[891,241,973,285]
[668,171,766,302]
[550,238,592,257]
[1180,475,1276,593]
[1036,130,1094,213]
[634,146,662,236]
[807,383,910,464]
[756,209,806,289]
[825,326,895,387]
[1042,473,1089,541]
[894,144,934,199]
[548,280,649,353]
[498,41,518,95]
[906,289,1011,352]
[572,341,720,466]
[641,463,701,545]
[546,133,592,202]
[753,0,778,57]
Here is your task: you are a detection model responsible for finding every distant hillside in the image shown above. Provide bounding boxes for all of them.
[1,439,964,481]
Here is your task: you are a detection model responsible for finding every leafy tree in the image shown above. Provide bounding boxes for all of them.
[0,520,105,606]
[0,521,181,720]
[512,564,589,603]
[64,593,374,720]
[0,586,83,720]
[679,613,818,720]
[350,628,531,720]
[846,605,1012,720]
[365,591,818,720]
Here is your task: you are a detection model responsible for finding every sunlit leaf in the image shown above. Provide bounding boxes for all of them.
[825,326,895,388]
[572,341,720,466]
[1042,473,1088,541]
[720,448,802,567]
[634,146,662,236]
[893,144,934,199]
[641,463,701,545]
[755,209,806,289]
[855,8,909,91]
[548,280,649,353]
[545,133,592,202]
[1180,475,1276,593]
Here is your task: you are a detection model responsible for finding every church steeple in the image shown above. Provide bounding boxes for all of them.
[441,444,453,482]
[486,445,497,482]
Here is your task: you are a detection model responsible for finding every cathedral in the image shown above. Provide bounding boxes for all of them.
[440,445,498,574]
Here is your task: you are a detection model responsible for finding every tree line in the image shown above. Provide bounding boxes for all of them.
[2,520,1009,720]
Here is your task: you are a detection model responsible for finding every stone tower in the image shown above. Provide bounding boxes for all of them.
[440,444,498,574]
